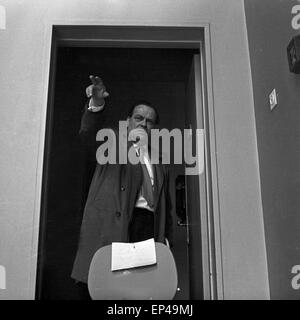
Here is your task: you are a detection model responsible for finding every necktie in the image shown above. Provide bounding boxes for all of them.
[140,162,154,208]
[137,147,154,209]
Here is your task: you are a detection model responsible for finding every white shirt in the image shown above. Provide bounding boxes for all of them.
[134,145,155,212]
[88,99,105,112]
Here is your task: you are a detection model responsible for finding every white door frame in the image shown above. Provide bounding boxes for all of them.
[32,21,224,300]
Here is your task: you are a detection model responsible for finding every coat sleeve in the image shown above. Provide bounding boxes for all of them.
[79,101,109,160]
[79,101,106,142]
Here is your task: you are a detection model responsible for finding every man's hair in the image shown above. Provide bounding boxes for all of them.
[127,100,160,124]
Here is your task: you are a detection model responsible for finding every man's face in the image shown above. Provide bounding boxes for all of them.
[127,104,157,136]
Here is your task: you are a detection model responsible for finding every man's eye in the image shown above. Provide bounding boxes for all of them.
[134,115,143,121]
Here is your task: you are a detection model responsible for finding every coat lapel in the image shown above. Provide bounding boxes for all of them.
[123,141,143,220]
[149,145,165,212]
[123,141,165,214]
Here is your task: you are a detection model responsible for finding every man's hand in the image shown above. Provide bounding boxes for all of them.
[86,75,109,106]
[128,128,148,148]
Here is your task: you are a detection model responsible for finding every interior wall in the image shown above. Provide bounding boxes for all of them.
[244,0,300,299]
[0,0,269,299]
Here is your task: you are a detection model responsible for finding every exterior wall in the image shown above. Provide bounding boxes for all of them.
[0,0,269,299]
[244,0,300,299]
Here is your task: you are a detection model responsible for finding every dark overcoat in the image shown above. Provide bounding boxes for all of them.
[71,106,173,283]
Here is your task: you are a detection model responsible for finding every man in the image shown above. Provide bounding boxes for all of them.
[71,76,173,296]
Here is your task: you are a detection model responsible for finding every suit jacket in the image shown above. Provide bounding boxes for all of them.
[71,105,173,283]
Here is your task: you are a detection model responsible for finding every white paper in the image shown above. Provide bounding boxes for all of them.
[111,238,157,271]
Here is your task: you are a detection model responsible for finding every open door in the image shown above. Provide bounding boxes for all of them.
[185,54,211,299]
[36,46,203,300]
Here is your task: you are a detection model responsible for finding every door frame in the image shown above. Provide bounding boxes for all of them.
[33,22,223,300]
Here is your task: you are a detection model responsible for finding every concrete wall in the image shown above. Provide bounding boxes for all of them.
[0,0,269,299]
[244,0,300,299]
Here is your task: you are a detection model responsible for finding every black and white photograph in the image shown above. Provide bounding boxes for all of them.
[0,0,300,304]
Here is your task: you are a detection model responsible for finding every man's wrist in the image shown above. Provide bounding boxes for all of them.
[88,99,105,112]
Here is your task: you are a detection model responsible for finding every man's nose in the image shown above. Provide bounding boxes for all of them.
[140,118,147,127]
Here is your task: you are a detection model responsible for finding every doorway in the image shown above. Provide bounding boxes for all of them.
[36,26,216,300]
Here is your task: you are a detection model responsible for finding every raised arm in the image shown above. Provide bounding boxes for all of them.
[79,76,110,148]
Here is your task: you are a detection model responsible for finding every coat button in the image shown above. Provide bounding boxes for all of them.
[116,211,121,218]
[120,186,125,191]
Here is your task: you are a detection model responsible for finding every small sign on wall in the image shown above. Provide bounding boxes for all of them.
[0,5,6,30]
[269,88,278,111]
